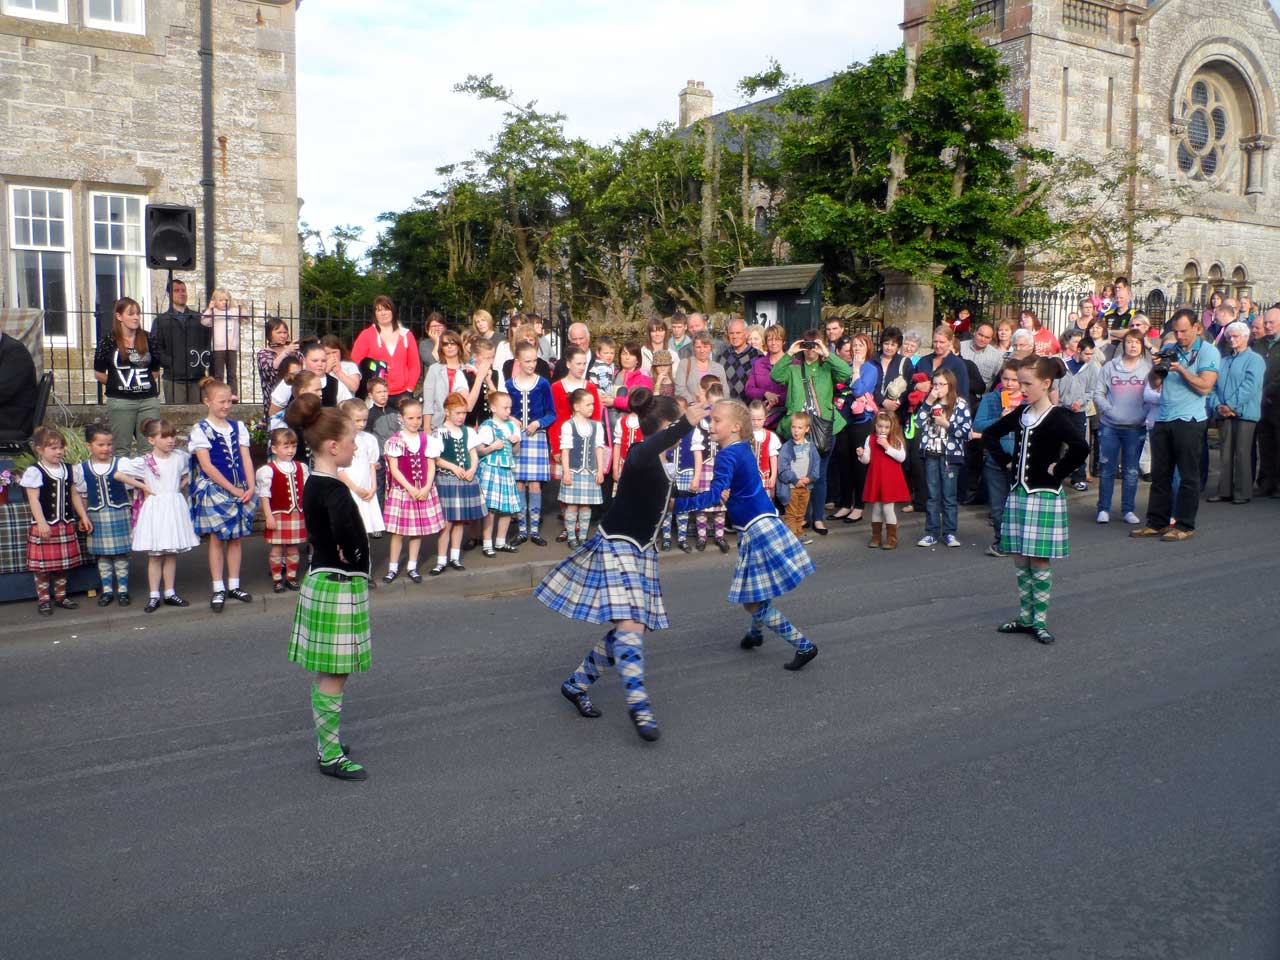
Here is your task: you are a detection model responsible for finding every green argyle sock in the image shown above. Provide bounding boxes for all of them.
[311,683,357,767]
[1016,565,1033,626]
[1030,567,1052,628]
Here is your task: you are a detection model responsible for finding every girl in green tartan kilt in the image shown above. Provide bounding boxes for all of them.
[982,356,1089,645]
[285,394,372,781]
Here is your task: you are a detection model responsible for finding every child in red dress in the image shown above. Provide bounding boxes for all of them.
[858,411,910,549]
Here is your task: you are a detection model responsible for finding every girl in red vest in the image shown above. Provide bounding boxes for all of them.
[256,427,310,592]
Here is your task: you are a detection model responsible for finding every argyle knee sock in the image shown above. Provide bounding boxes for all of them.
[714,513,726,539]
[1015,565,1033,626]
[34,573,50,604]
[53,576,68,602]
[697,514,708,541]
[517,497,529,536]
[530,503,542,536]
[567,508,581,541]
[566,630,615,692]
[757,600,812,652]
[113,557,130,593]
[577,509,590,539]
[677,513,689,541]
[607,630,651,717]
[1030,567,1053,628]
[747,605,764,641]
[97,558,114,594]
[269,554,284,582]
[663,513,672,540]
[311,683,355,766]
[285,551,300,581]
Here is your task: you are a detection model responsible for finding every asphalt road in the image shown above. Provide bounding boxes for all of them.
[2,494,1278,959]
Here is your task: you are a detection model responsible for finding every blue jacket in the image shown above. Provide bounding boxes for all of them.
[677,441,777,528]
[835,361,880,426]
[1214,348,1265,422]
[973,391,1015,460]
[775,438,820,506]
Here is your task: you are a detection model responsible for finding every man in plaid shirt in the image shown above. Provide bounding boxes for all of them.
[717,317,762,401]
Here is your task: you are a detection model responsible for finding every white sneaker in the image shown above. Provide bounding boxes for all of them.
[944,535,962,548]
[917,535,938,547]
[1096,510,1110,523]
[1123,512,1141,525]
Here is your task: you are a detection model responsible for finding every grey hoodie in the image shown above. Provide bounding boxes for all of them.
[1093,354,1154,427]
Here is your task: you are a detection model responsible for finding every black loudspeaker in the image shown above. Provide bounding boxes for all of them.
[145,203,197,271]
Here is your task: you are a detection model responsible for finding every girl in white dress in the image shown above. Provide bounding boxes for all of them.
[337,398,385,537]
[116,417,200,612]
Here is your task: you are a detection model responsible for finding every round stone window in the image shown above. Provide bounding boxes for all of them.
[1177,77,1231,182]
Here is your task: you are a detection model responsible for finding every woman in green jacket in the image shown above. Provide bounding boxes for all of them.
[771,329,853,535]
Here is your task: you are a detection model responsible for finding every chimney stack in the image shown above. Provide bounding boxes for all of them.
[678,80,714,129]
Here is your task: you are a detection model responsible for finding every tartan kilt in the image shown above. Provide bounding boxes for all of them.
[560,468,603,505]
[382,485,445,537]
[478,463,522,515]
[534,533,668,631]
[1000,487,1070,559]
[27,520,83,573]
[86,506,133,556]
[190,477,257,541]
[288,571,371,674]
[265,509,308,546]
[727,515,815,604]
[436,472,487,522]
[697,460,725,512]
[513,429,551,482]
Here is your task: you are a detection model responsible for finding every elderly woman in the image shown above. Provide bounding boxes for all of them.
[1208,320,1266,504]
[255,316,300,416]
[901,329,924,368]
[1010,328,1036,362]
[675,331,729,400]
[350,294,420,408]
[744,325,788,426]
[771,330,853,535]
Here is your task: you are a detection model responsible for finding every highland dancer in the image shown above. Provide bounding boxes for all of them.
[535,389,711,742]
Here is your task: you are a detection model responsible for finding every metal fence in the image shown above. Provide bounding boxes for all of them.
[954,285,1212,337]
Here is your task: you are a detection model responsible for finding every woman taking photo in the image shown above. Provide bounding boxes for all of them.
[350,295,420,409]
[93,297,161,457]
[255,317,299,416]
[830,333,879,523]
[744,325,788,427]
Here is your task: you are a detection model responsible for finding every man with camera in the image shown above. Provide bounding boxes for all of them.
[1131,309,1220,542]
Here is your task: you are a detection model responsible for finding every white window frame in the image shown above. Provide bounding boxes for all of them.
[1,0,68,24]
[7,184,76,346]
[84,0,144,35]
[88,190,150,323]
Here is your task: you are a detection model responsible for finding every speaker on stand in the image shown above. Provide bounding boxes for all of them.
[145,203,197,308]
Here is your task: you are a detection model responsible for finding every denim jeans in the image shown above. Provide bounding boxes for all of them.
[806,446,833,525]
[983,456,1010,542]
[1096,423,1145,515]
[924,455,959,537]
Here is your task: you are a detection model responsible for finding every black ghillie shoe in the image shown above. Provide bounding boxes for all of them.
[210,591,225,612]
[496,543,519,553]
[382,569,399,584]
[318,756,368,781]
[561,684,602,718]
[482,547,497,558]
[284,579,301,592]
[1030,626,1056,645]
[54,598,78,610]
[37,602,52,616]
[117,593,131,607]
[427,564,446,577]
[997,620,1033,635]
[143,597,161,613]
[740,632,764,650]
[227,587,253,603]
[508,533,528,547]
[163,594,190,608]
[448,559,465,571]
[783,646,818,671]
[628,706,660,742]
[406,569,423,584]
[714,538,729,553]
[97,593,113,607]
[678,540,691,553]
[272,580,286,594]
[530,535,548,547]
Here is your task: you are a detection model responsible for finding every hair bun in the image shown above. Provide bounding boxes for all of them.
[628,386,655,417]
[284,392,324,432]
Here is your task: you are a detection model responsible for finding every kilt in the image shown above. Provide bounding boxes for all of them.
[514,428,551,482]
[436,472,487,522]
[697,460,725,512]
[288,571,371,674]
[560,468,603,505]
[727,515,815,604]
[27,520,83,573]
[190,477,256,541]
[478,463,521,515]
[1000,487,1070,559]
[534,533,668,631]
[265,509,308,546]
[383,484,445,537]
[86,506,132,556]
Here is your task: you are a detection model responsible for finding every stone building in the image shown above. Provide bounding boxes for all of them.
[0,0,300,364]
[680,0,1280,304]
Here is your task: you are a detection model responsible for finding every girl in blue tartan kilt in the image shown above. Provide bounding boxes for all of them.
[189,378,257,613]
[476,391,523,558]
[431,393,486,576]
[535,389,712,742]
[674,399,819,670]
[285,394,372,781]
[506,341,556,546]
[75,424,135,606]
[982,356,1089,645]
[557,388,607,548]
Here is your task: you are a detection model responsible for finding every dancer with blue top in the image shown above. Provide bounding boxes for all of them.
[674,398,818,670]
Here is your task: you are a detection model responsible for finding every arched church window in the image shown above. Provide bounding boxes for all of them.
[1177,75,1233,182]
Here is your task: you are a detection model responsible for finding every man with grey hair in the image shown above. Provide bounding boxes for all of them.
[716,316,761,400]
[552,322,594,380]
[1208,319,1265,503]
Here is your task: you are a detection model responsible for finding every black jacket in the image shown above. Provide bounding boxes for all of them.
[598,417,694,549]
[1254,335,1280,408]
[982,405,1089,494]
[151,307,209,382]
[0,334,37,439]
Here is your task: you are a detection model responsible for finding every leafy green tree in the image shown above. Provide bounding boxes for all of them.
[299,224,382,314]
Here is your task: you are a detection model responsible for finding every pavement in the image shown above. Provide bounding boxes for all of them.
[2,488,1278,959]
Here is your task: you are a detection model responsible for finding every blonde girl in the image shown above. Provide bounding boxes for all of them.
[200,288,244,396]
[21,427,91,615]
[857,411,909,549]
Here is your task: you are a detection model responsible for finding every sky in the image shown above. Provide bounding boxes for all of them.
[295,1,904,259]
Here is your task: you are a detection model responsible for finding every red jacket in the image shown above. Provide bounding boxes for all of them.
[550,379,602,456]
[350,325,421,396]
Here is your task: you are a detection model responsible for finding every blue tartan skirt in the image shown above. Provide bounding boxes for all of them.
[727,514,815,604]
[514,429,550,482]
[86,505,132,556]
[560,468,603,505]
[1000,487,1069,559]
[534,533,668,631]
[190,477,257,541]
[478,462,522,515]
[436,471,487,522]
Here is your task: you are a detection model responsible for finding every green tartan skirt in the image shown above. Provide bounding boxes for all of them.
[1000,487,1069,559]
[288,571,372,674]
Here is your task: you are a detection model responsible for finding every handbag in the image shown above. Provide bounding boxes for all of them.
[800,362,834,456]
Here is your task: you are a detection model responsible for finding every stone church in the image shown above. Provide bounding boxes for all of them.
[681,0,1280,305]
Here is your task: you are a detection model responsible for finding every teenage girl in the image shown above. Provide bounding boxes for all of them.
[506,341,556,546]
[914,369,972,549]
[856,411,909,549]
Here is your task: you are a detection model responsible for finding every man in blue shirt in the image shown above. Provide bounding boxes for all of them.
[1132,309,1220,541]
